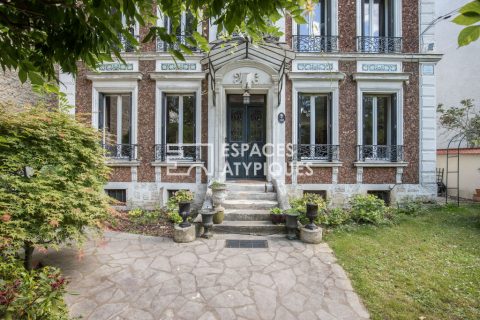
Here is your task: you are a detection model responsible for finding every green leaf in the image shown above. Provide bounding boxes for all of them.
[18,69,27,83]
[459,0,480,15]
[458,25,480,46]
[28,72,45,85]
[453,12,480,26]
[293,15,307,25]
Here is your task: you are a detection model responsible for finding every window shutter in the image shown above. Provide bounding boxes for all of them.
[328,93,333,145]
[161,93,167,146]
[128,94,133,145]
[391,93,397,145]
[98,93,105,130]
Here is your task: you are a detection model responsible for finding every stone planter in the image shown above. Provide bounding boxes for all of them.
[270,213,286,224]
[211,185,228,212]
[285,212,299,240]
[178,202,192,228]
[213,210,224,224]
[200,209,214,238]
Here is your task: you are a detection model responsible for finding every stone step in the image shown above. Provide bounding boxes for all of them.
[226,191,277,201]
[226,183,273,193]
[223,199,278,210]
[224,209,271,221]
[212,221,285,235]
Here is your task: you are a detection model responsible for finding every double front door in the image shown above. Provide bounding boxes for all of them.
[226,94,266,180]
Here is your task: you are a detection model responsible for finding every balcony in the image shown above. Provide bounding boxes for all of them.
[156,34,199,52]
[292,35,339,53]
[102,144,138,160]
[356,36,402,53]
[357,145,404,162]
[155,144,201,162]
[294,144,340,161]
[119,34,139,53]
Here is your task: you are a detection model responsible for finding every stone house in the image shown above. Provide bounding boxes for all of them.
[65,0,441,216]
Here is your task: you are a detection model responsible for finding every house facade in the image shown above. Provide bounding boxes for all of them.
[64,0,441,209]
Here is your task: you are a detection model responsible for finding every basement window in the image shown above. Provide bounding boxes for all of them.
[105,189,127,203]
[367,190,390,205]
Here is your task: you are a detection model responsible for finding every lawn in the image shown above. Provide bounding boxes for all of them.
[325,204,480,320]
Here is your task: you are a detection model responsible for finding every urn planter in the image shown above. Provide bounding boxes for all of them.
[211,183,228,224]
[270,213,286,224]
[200,209,214,238]
[178,201,192,228]
[305,203,319,230]
[285,212,299,240]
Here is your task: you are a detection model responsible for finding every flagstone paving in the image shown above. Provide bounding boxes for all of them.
[38,231,369,320]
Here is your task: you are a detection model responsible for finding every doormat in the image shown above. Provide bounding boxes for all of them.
[225,239,268,248]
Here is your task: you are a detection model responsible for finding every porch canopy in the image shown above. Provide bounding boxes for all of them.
[200,36,295,106]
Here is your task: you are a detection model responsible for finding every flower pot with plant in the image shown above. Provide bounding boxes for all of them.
[173,190,194,228]
[270,207,285,224]
[285,209,300,240]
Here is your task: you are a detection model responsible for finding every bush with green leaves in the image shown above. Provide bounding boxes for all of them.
[270,207,283,215]
[349,194,391,224]
[0,104,110,270]
[396,197,425,216]
[0,258,69,320]
[323,208,351,227]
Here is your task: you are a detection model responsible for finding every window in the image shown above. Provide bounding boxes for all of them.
[367,190,390,205]
[157,94,197,161]
[359,0,400,52]
[297,93,337,161]
[158,12,197,51]
[360,94,401,161]
[293,1,337,52]
[99,93,135,159]
[105,189,127,203]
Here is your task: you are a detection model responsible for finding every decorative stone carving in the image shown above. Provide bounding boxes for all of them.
[396,167,404,184]
[356,167,363,184]
[297,63,334,71]
[97,63,134,71]
[232,72,259,89]
[361,63,398,72]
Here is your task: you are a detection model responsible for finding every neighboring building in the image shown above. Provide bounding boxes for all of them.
[0,70,44,106]
[437,148,480,201]
[64,0,441,211]
[434,0,480,148]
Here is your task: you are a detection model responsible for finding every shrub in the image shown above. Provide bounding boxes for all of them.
[0,104,110,270]
[0,259,69,319]
[324,207,351,227]
[396,197,425,215]
[128,208,144,218]
[349,194,390,224]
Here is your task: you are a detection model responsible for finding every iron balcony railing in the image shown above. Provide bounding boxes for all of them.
[357,145,404,162]
[356,36,402,53]
[155,144,201,162]
[118,34,140,53]
[294,144,340,161]
[156,34,199,52]
[292,35,339,53]
[102,144,138,160]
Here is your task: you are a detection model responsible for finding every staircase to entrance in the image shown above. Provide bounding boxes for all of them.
[212,182,285,235]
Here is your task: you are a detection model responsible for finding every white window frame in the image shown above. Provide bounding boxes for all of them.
[91,81,139,158]
[362,94,393,146]
[298,93,332,146]
[99,94,132,146]
[356,0,402,38]
[155,80,202,163]
[292,0,338,37]
[163,94,196,156]
[156,9,201,34]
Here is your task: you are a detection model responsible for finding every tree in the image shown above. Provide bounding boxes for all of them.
[453,0,480,47]
[437,99,480,147]
[0,104,110,270]
[0,0,307,83]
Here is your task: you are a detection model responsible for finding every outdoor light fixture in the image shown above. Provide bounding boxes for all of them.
[243,90,251,105]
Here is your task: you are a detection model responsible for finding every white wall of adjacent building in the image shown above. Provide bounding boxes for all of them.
[435,0,480,148]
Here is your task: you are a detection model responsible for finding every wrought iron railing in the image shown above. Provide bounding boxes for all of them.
[155,144,201,162]
[292,35,339,53]
[294,144,340,161]
[156,34,199,52]
[357,145,404,162]
[102,144,138,160]
[119,34,140,53]
[356,36,402,53]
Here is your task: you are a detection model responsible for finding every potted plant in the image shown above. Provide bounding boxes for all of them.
[284,208,300,240]
[270,207,285,224]
[174,190,194,228]
[210,180,228,224]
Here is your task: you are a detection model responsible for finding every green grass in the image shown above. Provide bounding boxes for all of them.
[325,204,480,320]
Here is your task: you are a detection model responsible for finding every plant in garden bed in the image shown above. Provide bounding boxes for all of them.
[349,194,393,225]
[166,190,194,224]
[290,193,328,226]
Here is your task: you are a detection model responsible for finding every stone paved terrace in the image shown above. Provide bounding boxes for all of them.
[38,232,370,320]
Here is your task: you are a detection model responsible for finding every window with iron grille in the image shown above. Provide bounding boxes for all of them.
[105,189,127,203]
[367,190,391,205]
